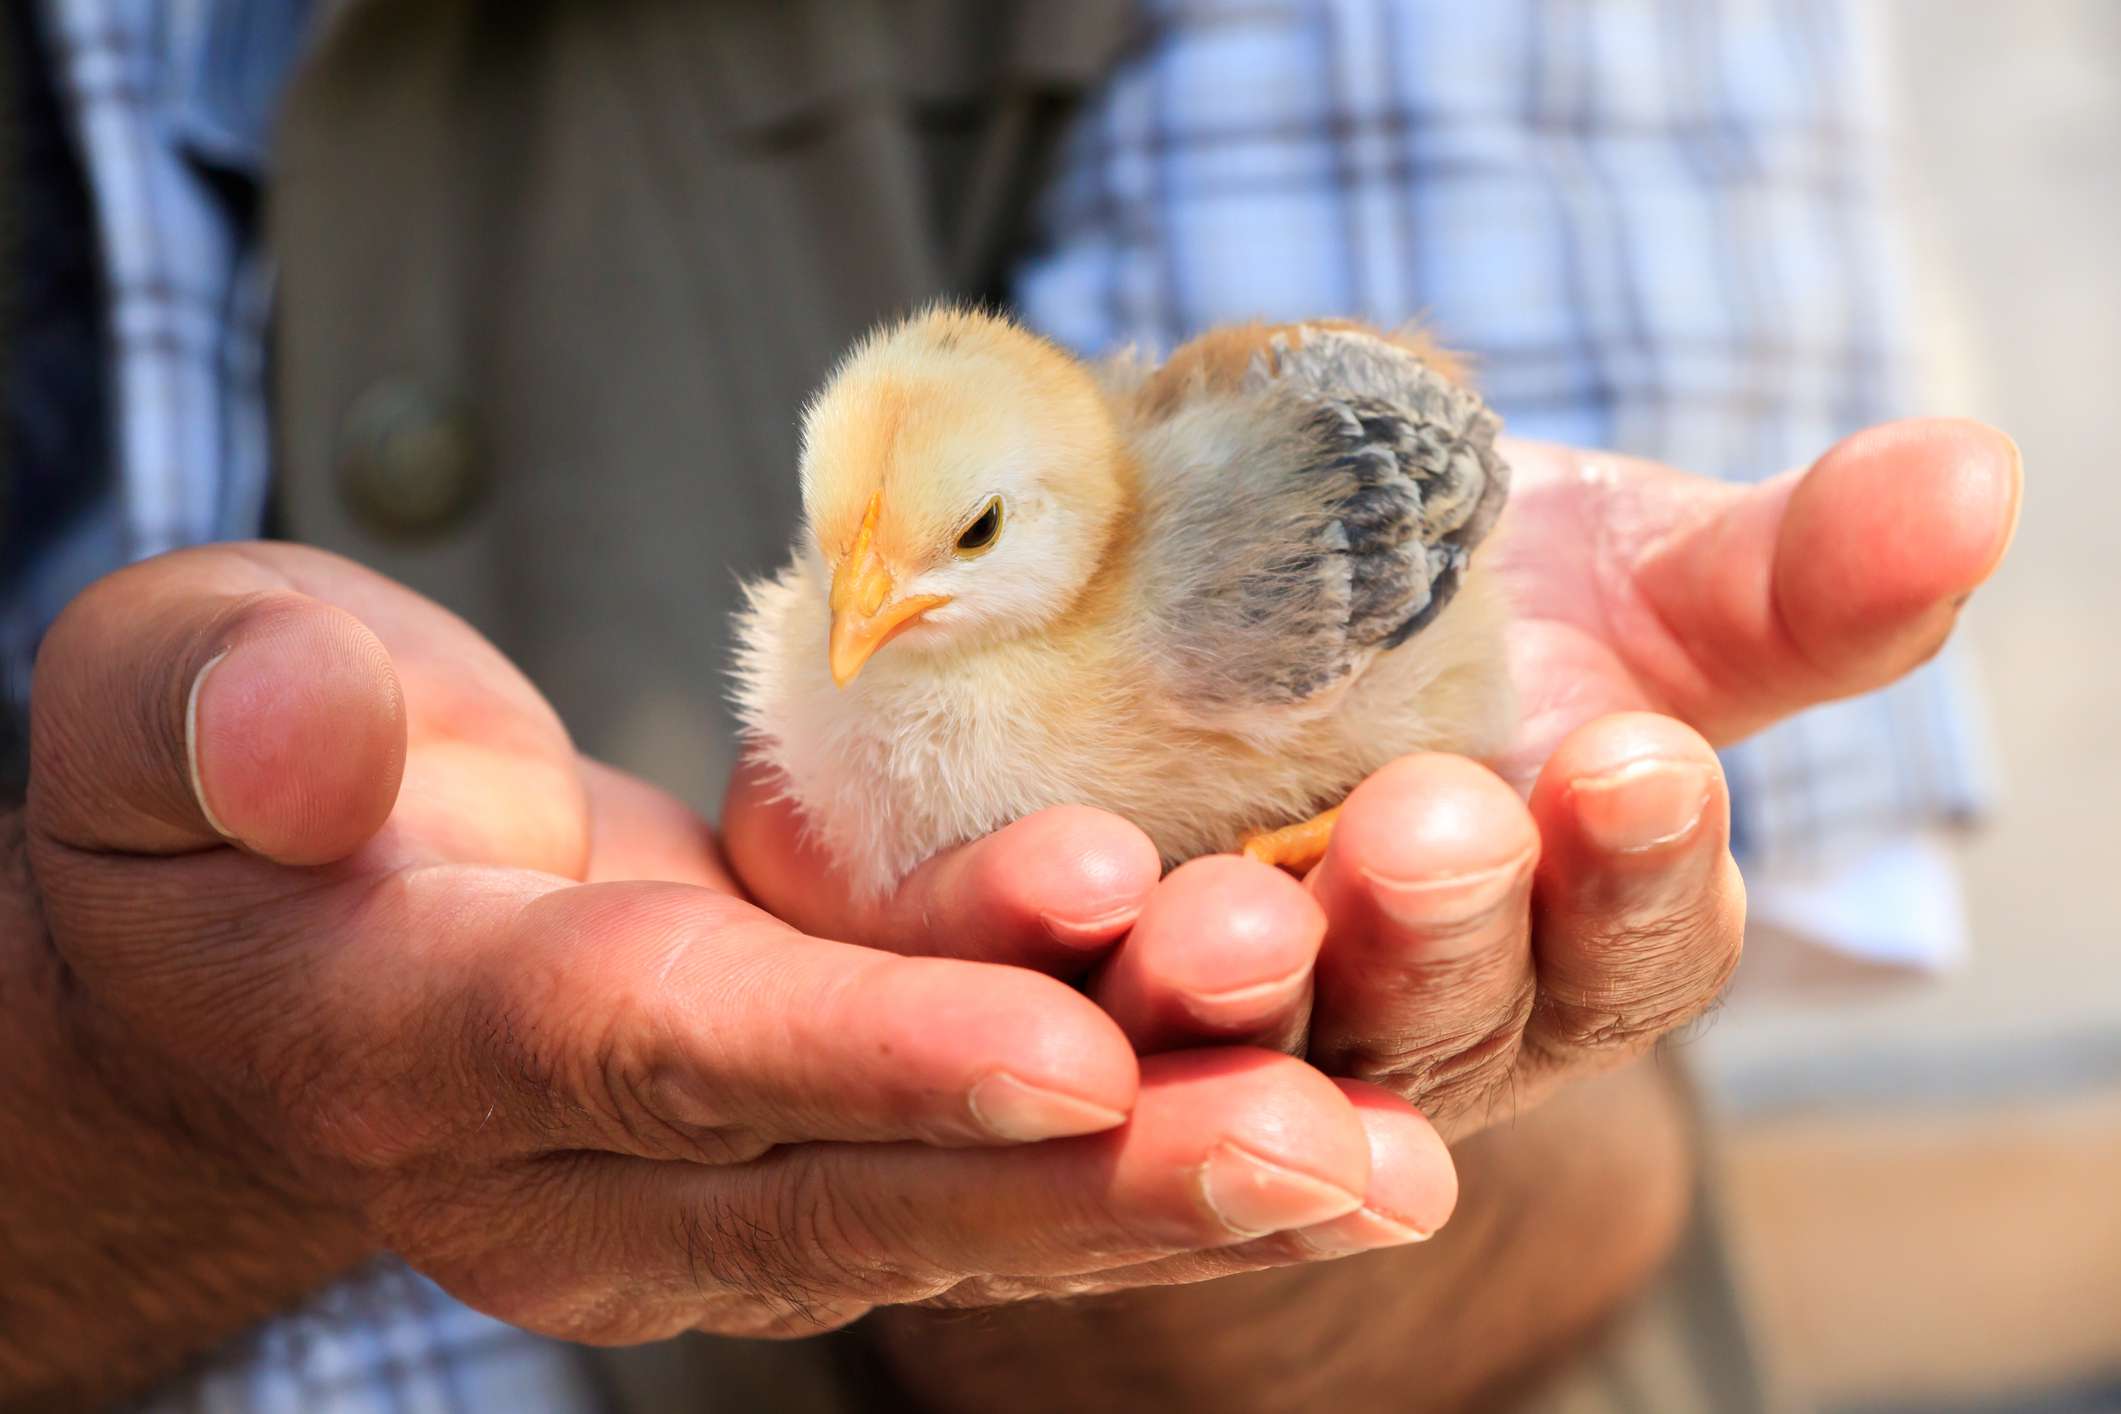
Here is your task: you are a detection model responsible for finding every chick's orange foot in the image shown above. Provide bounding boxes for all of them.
[1239,806,1342,875]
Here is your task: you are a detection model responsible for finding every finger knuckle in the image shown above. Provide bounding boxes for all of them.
[1536,897,1743,1058]
[1341,972,1537,1122]
[582,1004,689,1149]
[760,1158,956,1310]
[660,1184,868,1335]
[473,943,764,1163]
[579,999,771,1164]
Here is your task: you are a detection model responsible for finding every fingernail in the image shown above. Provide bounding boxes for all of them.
[185,649,237,840]
[968,1072,1127,1142]
[1571,760,1713,854]
[1198,1143,1363,1237]
[1039,904,1142,948]
[1985,428,2024,578]
[1295,1206,1434,1257]
[1360,852,1532,935]
[1181,964,1312,1029]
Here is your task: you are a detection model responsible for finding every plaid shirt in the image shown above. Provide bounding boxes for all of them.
[1012,0,1992,884]
[4,0,290,718]
[122,1262,603,1414]
[11,1,1984,1409]
[35,0,289,551]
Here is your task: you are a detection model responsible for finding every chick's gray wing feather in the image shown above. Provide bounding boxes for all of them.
[1124,327,1509,721]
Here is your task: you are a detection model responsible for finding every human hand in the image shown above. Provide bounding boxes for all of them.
[9,543,1460,1408]
[728,418,2021,1139]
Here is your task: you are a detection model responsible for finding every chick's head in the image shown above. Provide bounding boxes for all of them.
[799,308,1128,686]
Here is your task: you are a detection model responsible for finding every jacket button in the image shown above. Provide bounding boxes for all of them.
[336,379,485,538]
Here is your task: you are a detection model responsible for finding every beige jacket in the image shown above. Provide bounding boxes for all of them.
[274,0,1135,815]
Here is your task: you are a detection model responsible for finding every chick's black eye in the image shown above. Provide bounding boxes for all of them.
[954,497,1004,557]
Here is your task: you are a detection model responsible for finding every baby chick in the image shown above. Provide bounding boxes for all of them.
[733,307,1514,900]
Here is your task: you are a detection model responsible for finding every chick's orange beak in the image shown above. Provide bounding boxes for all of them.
[829,492,950,687]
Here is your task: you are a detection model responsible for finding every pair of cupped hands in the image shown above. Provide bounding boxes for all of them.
[23,420,2017,1343]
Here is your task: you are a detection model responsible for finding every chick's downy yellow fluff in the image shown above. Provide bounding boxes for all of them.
[734,307,1515,899]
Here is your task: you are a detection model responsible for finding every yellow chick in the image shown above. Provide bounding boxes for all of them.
[733,307,1514,900]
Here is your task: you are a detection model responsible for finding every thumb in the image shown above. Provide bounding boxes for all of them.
[28,548,406,865]
[1631,417,2022,743]
[1771,418,2022,688]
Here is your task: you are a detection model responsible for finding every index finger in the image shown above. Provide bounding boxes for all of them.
[377,875,1145,1160]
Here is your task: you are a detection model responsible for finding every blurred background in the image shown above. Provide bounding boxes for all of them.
[5,1,2116,1410]
[1696,3,2121,1408]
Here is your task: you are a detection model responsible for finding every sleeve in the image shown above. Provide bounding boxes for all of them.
[123,1262,612,1414]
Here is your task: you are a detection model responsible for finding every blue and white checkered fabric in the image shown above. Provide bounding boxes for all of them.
[5,0,287,716]
[121,1263,607,1414]
[1013,0,1994,883]
[31,1,1994,1409]
[34,0,283,561]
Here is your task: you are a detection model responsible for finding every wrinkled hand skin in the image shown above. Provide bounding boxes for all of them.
[727,418,2023,1411]
[0,417,2021,1412]
[3,544,1461,1411]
